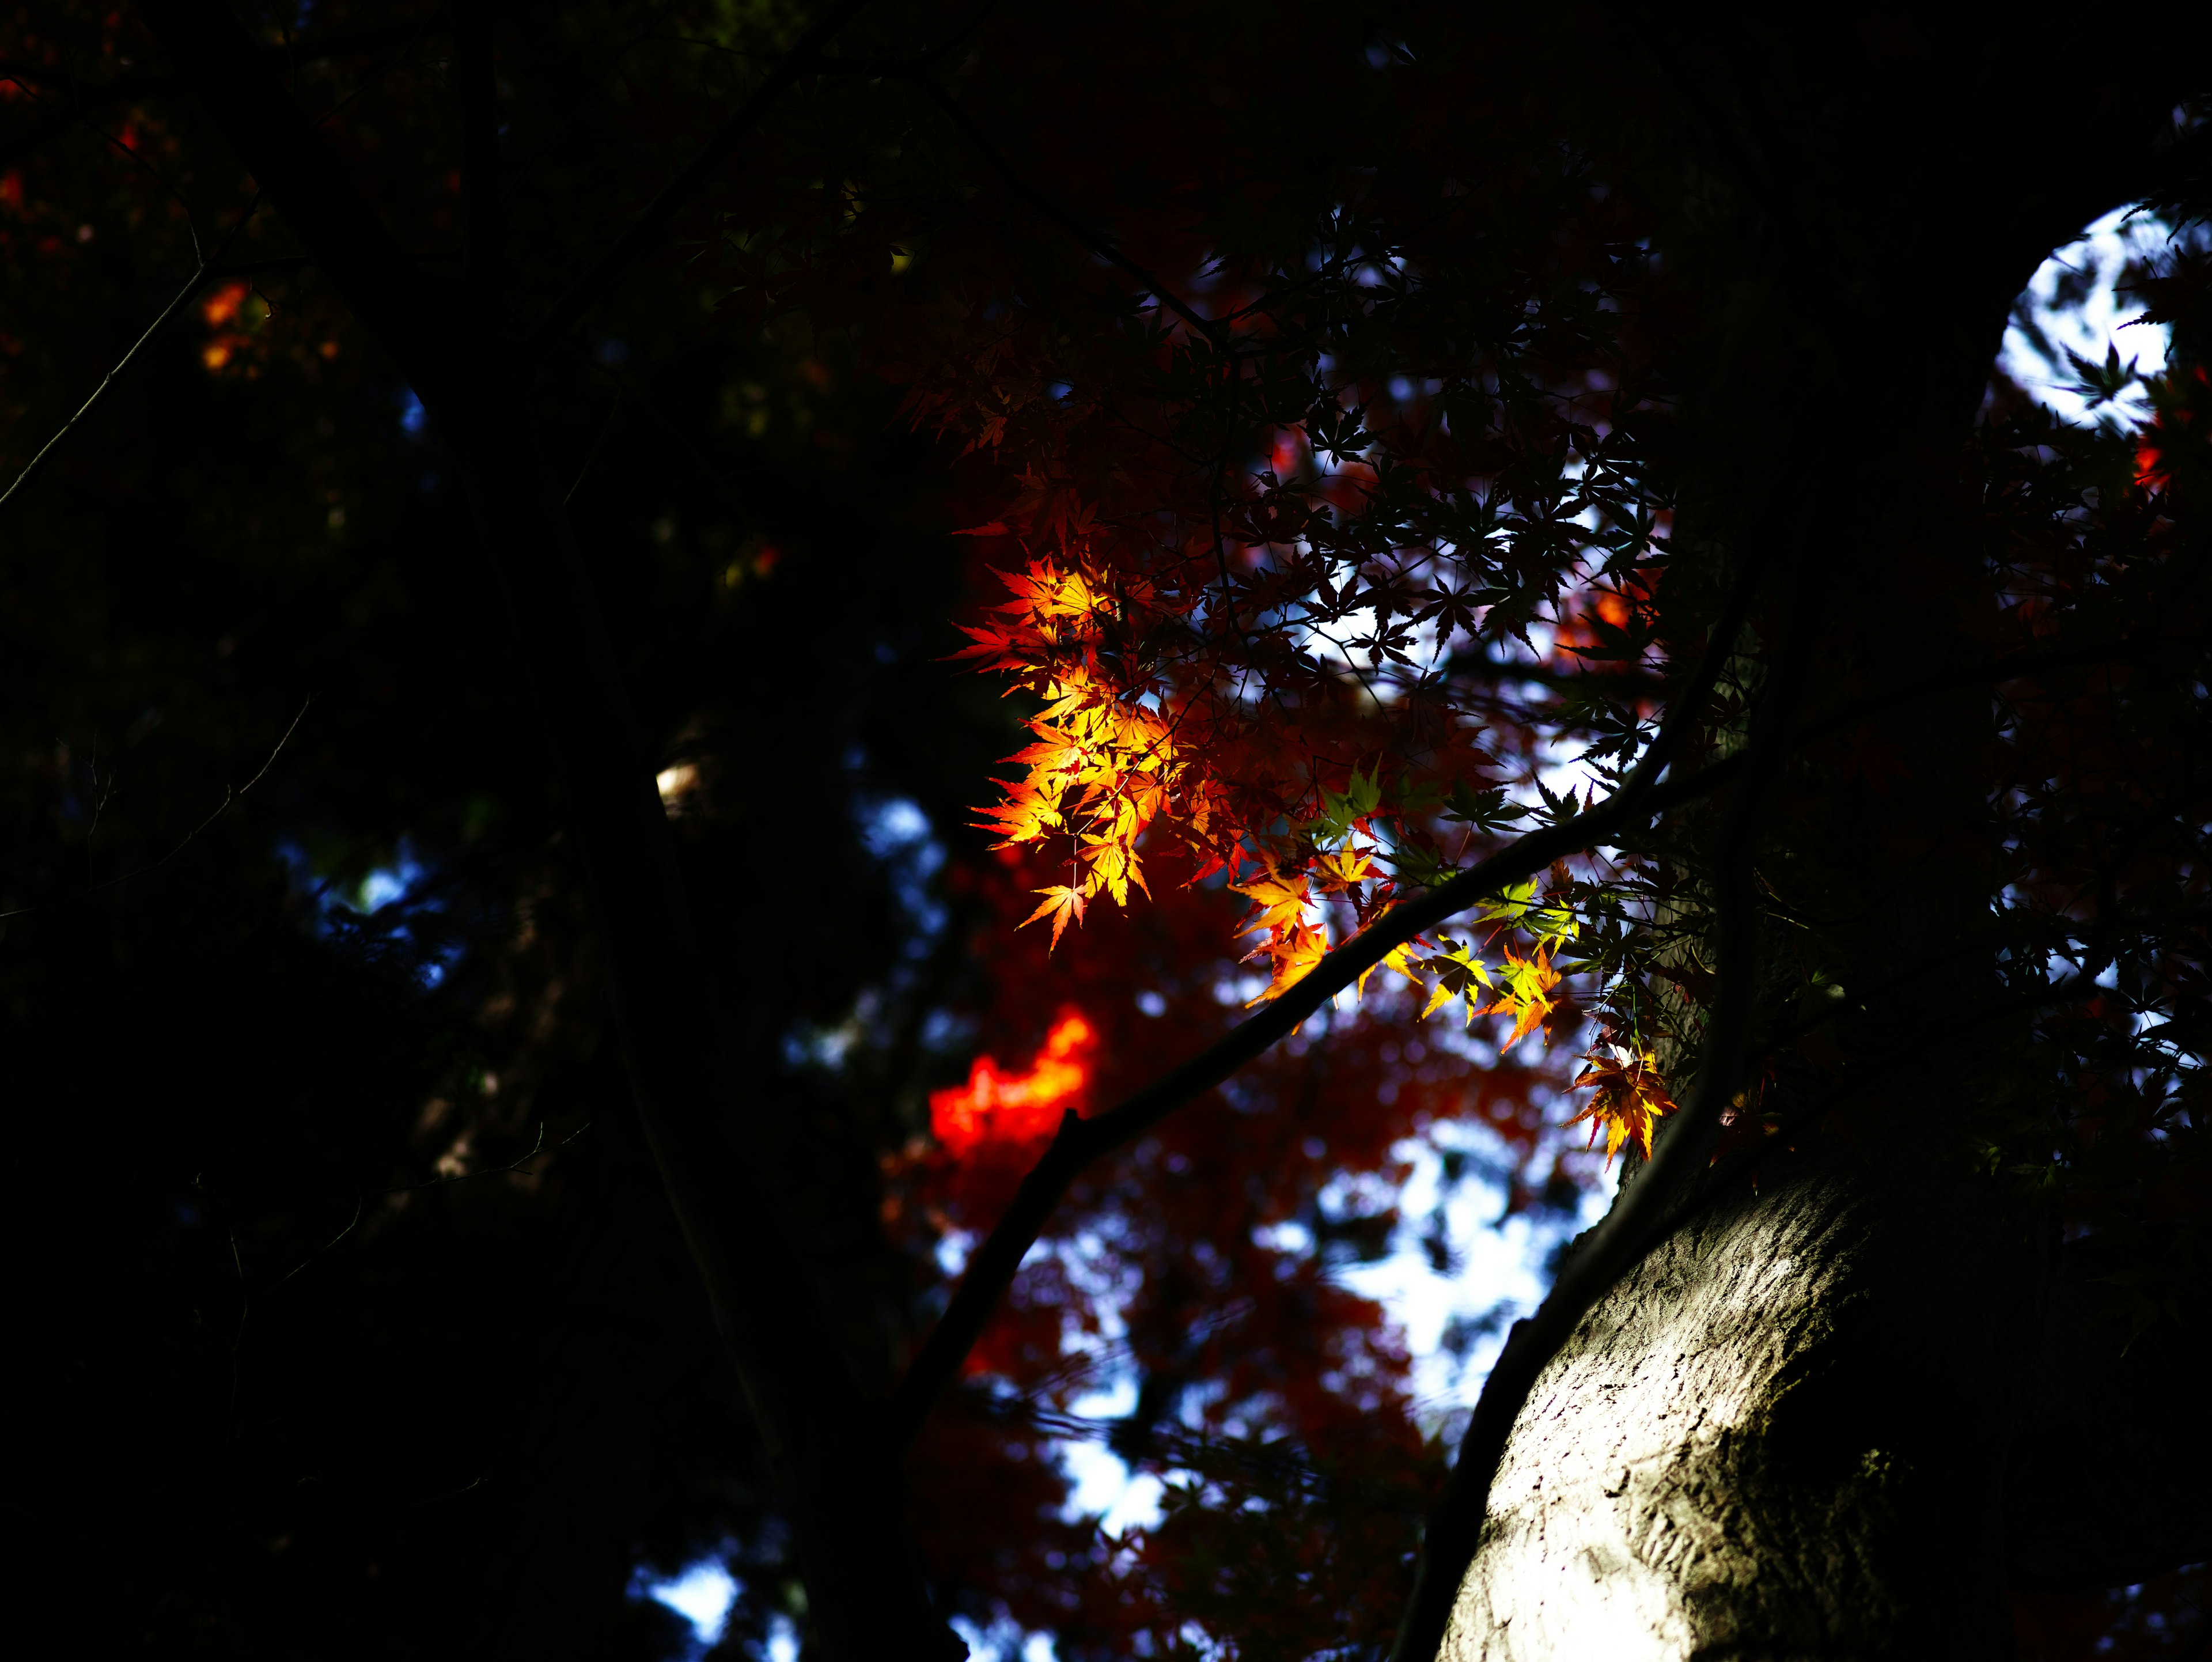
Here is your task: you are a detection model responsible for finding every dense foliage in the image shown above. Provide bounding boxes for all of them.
[3,2,2209,1657]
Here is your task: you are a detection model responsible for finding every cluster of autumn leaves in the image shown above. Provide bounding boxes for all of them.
[958,550,1680,1164]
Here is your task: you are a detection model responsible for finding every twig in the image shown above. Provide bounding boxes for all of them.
[0,697,308,922]
[897,70,1225,345]
[563,382,626,506]
[0,192,262,515]
[268,1120,591,1293]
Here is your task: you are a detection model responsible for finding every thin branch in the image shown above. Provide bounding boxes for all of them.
[528,0,875,350]
[269,1120,592,1294]
[563,381,625,505]
[84,108,206,258]
[0,696,306,923]
[0,192,260,516]
[896,70,1226,344]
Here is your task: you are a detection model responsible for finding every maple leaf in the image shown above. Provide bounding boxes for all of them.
[1563,1042,1678,1167]
[1356,937,1424,997]
[1488,939,1563,1047]
[1308,763,1382,845]
[1415,937,1494,1023]
[1246,919,1330,1004]
[1081,832,1146,907]
[1021,883,1088,948]
[1312,844,1376,894]
[1232,869,1312,938]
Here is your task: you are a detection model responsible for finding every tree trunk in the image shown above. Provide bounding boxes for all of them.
[1429,23,2212,1655]
[1441,1142,2211,1659]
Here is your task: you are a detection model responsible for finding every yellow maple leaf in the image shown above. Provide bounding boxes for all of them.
[1415,938,1493,1022]
[1231,869,1311,937]
[1246,920,1329,1004]
[1357,937,1423,997]
[1312,844,1376,894]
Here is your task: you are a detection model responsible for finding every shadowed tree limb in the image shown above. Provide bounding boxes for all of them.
[884,746,1748,1451]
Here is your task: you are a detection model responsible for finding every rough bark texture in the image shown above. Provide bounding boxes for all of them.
[1425,18,2212,1656]
[1441,1148,2211,1660]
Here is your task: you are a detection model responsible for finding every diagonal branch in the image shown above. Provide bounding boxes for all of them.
[0,192,260,516]
[885,531,1831,1449]
[886,736,1751,1449]
[0,696,308,923]
[527,0,874,350]
[896,69,1228,345]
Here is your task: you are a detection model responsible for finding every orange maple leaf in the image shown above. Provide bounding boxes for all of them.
[1245,919,1329,1004]
[1484,938,1562,1047]
[1563,1042,1678,1166]
[1021,884,1087,949]
[1231,869,1311,937]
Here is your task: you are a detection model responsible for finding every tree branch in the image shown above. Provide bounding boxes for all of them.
[886,714,1758,1449]
[896,70,1228,344]
[0,192,259,516]
[901,524,1778,1432]
[887,772,1742,1449]
[527,0,874,351]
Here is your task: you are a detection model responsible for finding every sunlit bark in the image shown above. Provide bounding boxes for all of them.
[1443,1149,2210,1659]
